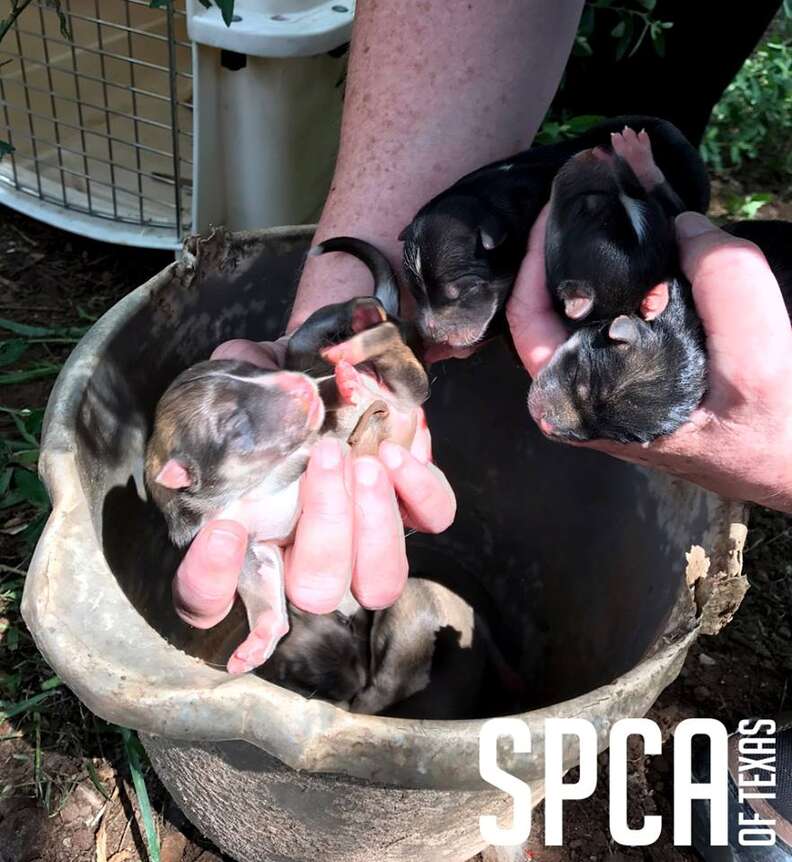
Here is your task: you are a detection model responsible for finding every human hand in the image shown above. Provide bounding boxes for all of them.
[507,207,792,512]
[172,337,456,663]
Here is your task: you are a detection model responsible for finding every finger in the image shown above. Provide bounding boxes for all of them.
[506,205,568,377]
[173,520,247,628]
[351,457,408,609]
[409,411,433,464]
[379,441,456,534]
[676,213,792,376]
[285,438,354,613]
[211,336,289,369]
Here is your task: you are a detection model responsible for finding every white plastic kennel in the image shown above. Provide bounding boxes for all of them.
[0,0,353,249]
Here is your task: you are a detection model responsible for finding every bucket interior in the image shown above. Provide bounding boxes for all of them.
[71,231,712,712]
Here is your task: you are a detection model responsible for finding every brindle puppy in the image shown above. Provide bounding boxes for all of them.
[146,240,428,676]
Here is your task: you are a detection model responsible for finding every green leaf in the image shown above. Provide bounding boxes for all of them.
[0,690,57,721]
[85,759,112,801]
[0,341,28,368]
[149,0,171,6]
[578,5,595,37]
[611,19,625,38]
[214,0,234,27]
[12,468,49,508]
[0,317,86,338]
[638,0,656,9]
[567,114,606,133]
[0,141,13,159]
[19,510,47,547]
[43,0,72,39]
[57,10,72,39]
[0,365,61,385]
[573,36,593,57]
[652,28,666,58]
[0,407,41,447]
[121,729,161,862]
[614,15,634,61]
[5,625,18,651]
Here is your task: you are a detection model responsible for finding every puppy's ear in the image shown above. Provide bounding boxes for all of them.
[478,214,508,251]
[608,315,641,345]
[154,457,195,490]
[558,280,594,321]
[640,281,670,320]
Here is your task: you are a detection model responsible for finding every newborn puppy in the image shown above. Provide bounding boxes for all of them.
[528,281,706,444]
[350,577,523,720]
[400,115,708,352]
[146,239,428,675]
[287,236,400,373]
[529,218,792,444]
[529,129,707,444]
[546,128,691,323]
[146,360,324,671]
[258,604,372,705]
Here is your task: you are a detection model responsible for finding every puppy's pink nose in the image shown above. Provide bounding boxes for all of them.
[276,373,323,428]
[527,389,554,435]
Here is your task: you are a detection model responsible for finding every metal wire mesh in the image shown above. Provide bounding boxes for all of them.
[0,0,193,240]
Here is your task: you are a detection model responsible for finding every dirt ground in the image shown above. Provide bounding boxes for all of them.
[1,186,792,862]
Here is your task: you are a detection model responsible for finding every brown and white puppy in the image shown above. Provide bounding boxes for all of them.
[349,577,523,720]
[145,240,428,676]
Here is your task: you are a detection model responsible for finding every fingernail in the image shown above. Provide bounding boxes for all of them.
[354,457,381,487]
[206,528,243,564]
[379,441,403,470]
[676,212,715,240]
[316,437,341,469]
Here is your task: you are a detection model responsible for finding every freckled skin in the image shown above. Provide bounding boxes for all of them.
[287,0,584,332]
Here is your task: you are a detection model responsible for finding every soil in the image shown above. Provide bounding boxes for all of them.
[1,184,792,862]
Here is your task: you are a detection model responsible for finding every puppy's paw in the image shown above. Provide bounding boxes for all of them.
[611,127,665,191]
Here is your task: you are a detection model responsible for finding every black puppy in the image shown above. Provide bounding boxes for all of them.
[399,115,709,352]
[529,218,792,444]
[528,281,706,444]
[546,127,689,323]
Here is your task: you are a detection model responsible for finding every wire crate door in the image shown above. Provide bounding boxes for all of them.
[0,0,192,249]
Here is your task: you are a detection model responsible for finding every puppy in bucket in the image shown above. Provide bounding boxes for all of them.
[146,239,428,677]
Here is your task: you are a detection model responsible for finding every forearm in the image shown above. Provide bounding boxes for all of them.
[288,0,584,330]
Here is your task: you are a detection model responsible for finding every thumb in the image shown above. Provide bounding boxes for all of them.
[675,212,791,363]
[173,520,247,628]
[506,205,568,378]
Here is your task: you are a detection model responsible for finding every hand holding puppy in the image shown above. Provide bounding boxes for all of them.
[172,336,456,650]
[508,207,792,512]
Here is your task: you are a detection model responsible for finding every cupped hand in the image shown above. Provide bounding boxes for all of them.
[172,337,456,643]
[507,207,792,512]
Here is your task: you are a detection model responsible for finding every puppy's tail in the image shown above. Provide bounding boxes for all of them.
[309,237,400,319]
